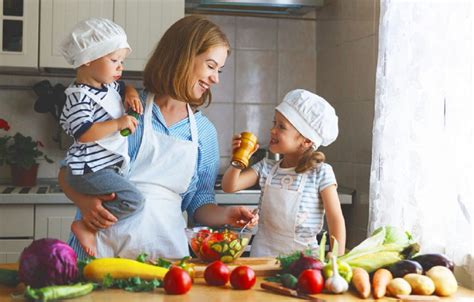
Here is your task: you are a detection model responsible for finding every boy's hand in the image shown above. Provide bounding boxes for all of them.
[124,93,143,115]
[117,115,139,134]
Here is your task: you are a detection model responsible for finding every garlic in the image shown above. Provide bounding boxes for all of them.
[325,255,349,294]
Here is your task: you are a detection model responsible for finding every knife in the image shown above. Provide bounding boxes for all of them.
[261,282,326,301]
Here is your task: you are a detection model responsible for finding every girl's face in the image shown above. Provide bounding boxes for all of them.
[269,111,307,155]
[190,45,228,99]
[86,48,128,87]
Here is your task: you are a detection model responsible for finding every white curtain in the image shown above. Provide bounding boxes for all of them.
[370,0,473,288]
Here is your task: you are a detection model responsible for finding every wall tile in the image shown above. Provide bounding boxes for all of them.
[206,15,236,48]
[235,17,277,50]
[277,50,316,102]
[331,162,356,189]
[211,51,235,103]
[234,104,275,148]
[352,36,377,102]
[278,19,316,51]
[355,163,371,195]
[350,101,374,164]
[235,50,277,104]
[200,103,234,157]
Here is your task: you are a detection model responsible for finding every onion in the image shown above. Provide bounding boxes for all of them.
[288,252,323,277]
[19,238,78,288]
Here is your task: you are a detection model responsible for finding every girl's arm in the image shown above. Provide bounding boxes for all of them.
[321,184,346,255]
[221,134,260,192]
[58,167,117,230]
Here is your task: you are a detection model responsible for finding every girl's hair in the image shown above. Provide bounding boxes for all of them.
[295,149,326,174]
[143,15,230,108]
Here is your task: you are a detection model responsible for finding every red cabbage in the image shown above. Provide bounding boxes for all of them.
[19,238,78,288]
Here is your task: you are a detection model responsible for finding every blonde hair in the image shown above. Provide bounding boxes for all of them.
[143,15,230,107]
[295,149,326,174]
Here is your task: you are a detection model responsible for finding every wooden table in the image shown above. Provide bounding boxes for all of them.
[2,263,473,301]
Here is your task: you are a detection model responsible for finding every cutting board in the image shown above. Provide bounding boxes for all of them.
[191,257,281,278]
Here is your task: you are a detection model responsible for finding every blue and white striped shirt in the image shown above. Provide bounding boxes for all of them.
[69,90,220,259]
[252,159,337,245]
[60,82,125,175]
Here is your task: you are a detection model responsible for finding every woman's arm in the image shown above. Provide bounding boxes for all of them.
[58,167,117,230]
[321,184,346,255]
[194,204,257,228]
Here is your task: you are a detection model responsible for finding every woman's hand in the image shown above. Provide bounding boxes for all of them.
[77,193,118,230]
[224,206,259,228]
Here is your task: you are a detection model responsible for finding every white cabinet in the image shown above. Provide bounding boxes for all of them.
[35,204,77,243]
[40,0,184,71]
[0,0,39,67]
[0,205,34,264]
[0,239,33,263]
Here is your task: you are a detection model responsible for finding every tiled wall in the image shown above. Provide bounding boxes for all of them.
[316,0,380,247]
[0,14,317,179]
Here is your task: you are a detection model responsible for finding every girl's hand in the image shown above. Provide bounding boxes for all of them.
[124,93,143,114]
[77,193,118,230]
[231,134,260,155]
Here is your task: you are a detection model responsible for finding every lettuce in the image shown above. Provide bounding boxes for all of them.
[339,226,419,272]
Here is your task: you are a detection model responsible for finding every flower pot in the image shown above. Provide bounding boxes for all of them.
[10,164,39,187]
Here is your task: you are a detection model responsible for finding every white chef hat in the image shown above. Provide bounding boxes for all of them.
[276,89,338,150]
[60,17,131,68]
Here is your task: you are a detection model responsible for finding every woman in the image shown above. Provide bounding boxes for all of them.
[59,15,257,259]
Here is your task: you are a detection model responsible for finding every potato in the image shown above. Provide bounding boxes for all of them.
[426,266,458,296]
[387,278,412,296]
[403,273,435,295]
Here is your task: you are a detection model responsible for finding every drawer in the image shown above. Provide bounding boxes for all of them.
[0,239,33,263]
[0,205,34,237]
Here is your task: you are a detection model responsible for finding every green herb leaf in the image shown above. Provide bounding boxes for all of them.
[136,253,148,263]
[154,257,172,269]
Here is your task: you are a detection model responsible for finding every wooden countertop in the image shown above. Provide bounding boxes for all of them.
[1,263,473,301]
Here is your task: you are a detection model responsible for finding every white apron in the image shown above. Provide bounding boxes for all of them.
[64,86,130,171]
[96,93,199,259]
[250,161,313,257]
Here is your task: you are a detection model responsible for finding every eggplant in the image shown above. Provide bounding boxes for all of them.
[387,260,423,278]
[411,253,454,272]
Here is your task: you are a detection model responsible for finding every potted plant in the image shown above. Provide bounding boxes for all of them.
[0,118,53,186]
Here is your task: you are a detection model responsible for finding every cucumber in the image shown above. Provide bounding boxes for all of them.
[0,268,20,287]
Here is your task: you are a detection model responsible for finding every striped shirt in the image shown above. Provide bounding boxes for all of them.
[69,90,220,259]
[251,159,337,245]
[60,82,125,175]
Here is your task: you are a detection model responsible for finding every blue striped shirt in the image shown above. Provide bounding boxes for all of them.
[69,90,220,259]
[252,159,337,246]
[60,82,125,175]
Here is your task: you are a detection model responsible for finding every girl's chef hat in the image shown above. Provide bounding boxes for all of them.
[60,18,131,68]
[276,89,338,149]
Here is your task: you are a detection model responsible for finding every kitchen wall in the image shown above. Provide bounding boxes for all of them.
[316,0,380,247]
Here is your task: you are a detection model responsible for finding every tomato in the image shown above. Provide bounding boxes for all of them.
[230,266,256,290]
[204,261,230,286]
[297,269,324,294]
[163,266,192,295]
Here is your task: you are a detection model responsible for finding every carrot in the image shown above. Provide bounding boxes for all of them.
[351,267,371,299]
[372,268,393,299]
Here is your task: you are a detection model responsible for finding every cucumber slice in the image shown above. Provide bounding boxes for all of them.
[211,243,222,253]
[229,249,236,256]
[220,255,234,263]
[241,237,250,246]
[222,243,229,253]
[229,239,238,248]
[233,242,242,251]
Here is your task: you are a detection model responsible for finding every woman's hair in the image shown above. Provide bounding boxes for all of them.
[295,149,326,174]
[143,15,230,107]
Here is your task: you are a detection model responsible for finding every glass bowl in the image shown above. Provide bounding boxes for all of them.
[185,227,252,263]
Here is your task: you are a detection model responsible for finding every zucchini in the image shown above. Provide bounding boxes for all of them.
[83,258,169,282]
[0,268,19,287]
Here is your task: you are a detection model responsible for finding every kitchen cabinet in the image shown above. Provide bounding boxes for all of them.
[0,205,34,264]
[40,0,184,71]
[34,204,76,242]
[0,0,39,67]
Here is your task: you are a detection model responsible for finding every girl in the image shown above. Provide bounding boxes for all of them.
[222,89,346,256]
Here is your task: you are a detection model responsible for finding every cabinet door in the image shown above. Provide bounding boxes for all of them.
[0,205,34,238]
[39,0,114,68]
[0,0,39,67]
[112,0,184,71]
[35,205,77,243]
[0,239,33,263]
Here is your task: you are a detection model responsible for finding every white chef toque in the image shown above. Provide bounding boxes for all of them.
[60,17,131,68]
[276,89,339,150]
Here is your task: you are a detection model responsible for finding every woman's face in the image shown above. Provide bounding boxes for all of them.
[190,45,228,99]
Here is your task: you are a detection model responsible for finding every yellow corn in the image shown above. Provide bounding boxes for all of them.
[83,258,169,282]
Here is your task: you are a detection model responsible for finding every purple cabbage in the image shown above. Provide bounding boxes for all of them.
[19,238,78,288]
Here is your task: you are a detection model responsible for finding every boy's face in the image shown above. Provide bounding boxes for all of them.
[84,48,129,86]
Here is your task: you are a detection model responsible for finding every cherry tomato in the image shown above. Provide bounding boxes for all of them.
[163,266,192,295]
[230,266,256,290]
[297,269,324,294]
[204,261,230,286]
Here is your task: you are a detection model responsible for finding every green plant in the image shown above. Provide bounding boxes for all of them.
[0,118,53,169]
